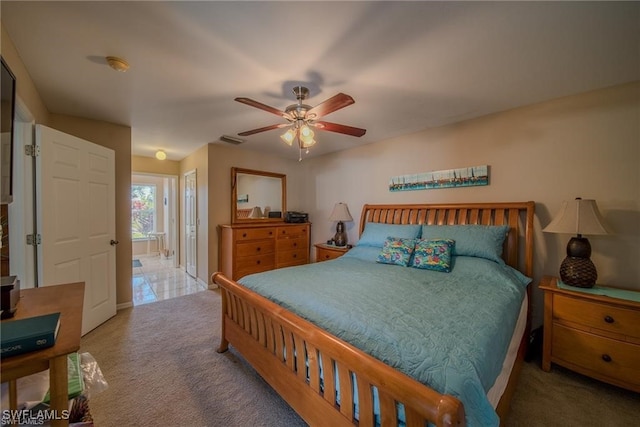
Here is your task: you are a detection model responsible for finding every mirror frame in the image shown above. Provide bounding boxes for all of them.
[231,167,286,224]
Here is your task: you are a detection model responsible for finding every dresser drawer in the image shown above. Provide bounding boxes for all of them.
[276,236,307,252]
[552,323,640,389]
[236,254,275,278]
[277,225,309,238]
[235,227,276,241]
[554,294,640,340]
[277,248,308,267]
[237,240,275,257]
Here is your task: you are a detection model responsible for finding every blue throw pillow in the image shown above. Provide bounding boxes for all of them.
[357,223,421,247]
[411,239,455,272]
[420,224,509,264]
[376,237,417,266]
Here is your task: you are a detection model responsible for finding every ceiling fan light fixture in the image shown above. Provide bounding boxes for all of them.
[300,137,316,149]
[280,129,295,146]
[299,125,314,139]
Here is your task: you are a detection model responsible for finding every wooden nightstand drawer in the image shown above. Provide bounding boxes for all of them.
[554,294,640,340]
[314,244,349,262]
[552,324,640,389]
[540,276,640,393]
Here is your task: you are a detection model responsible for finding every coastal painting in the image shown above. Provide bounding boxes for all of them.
[389,165,489,192]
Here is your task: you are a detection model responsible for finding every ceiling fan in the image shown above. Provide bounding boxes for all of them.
[235,86,366,160]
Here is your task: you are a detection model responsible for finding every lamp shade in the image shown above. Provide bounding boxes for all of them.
[329,203,353,222]
[543,198,608,236]
[248,206,263,218]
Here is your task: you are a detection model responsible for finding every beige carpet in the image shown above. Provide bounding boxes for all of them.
[80,289,639,427]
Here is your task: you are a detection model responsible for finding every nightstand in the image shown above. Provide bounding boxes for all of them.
[540,275,640,392]
[314,243,350,262]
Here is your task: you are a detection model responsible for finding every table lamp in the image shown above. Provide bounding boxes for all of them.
[329,202,353,247]
[543,198,609,288]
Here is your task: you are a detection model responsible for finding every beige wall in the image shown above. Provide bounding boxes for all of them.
[303,82,640,327]
[1,25,49,124]
[132,155,181,176]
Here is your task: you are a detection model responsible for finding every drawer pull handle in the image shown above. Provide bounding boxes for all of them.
[293,254,297,258]
[293,243,297,247]
[602,354,612,363]
[242,233,247,238]
[256,260,261,265]
[256,247,261,252]
[604,315,614,324]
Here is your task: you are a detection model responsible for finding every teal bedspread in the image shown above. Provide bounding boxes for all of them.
[238,254,530,426]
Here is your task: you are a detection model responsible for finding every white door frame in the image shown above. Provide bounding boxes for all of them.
[8,97,36,288]
[184,169,197,278]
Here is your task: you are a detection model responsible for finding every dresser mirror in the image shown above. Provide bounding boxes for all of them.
[231,167,286,223]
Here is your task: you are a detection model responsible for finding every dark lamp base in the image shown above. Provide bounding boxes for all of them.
[333,221,347,247]
[560,256,597,288]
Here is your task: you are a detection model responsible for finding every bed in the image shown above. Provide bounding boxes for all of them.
[212,201,535,427]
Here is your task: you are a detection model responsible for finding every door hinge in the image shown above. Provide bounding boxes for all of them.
[26,234,42,246]
[25,144,40,157]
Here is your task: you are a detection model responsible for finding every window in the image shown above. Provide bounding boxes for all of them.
[131,184,156,239]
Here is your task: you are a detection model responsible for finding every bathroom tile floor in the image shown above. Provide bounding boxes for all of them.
[132,255,207,306]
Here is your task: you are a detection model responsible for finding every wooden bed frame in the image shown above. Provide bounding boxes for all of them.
[213,201,535,427]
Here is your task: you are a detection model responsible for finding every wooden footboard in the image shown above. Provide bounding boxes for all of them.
[213,272,465,427]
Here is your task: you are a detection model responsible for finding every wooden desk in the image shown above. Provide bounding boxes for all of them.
[1,282,85,426]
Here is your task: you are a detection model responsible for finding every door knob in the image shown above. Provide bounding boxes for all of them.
[110,239,119,246]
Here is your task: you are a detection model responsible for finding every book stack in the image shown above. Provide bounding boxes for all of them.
[0,312,61,358]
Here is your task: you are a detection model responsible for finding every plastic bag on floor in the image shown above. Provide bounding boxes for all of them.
[79,352,108,400]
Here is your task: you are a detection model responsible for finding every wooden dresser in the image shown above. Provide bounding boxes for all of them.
[219,222,310,280]
[540,276,640,392]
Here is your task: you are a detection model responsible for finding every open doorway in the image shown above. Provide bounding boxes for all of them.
[131,173,203,305]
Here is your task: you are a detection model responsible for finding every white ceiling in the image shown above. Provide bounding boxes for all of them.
[2,1,638,161]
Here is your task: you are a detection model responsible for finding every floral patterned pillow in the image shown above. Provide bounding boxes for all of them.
[376,237,417,266]
[411,239,456,272]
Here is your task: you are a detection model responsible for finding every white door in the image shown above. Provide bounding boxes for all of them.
[184,170,197,278]
[36,125,116,335]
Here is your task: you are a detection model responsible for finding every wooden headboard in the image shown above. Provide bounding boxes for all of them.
[359,201,535,276]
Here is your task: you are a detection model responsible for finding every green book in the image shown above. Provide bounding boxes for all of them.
[0,312,61,358]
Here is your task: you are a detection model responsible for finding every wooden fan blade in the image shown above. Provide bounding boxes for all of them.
[235,97,291,119]
[237,123,291,136]
[306,93,355,119]
[313,121,366,137]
